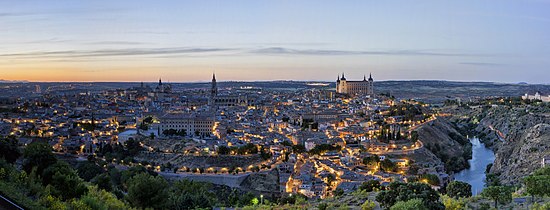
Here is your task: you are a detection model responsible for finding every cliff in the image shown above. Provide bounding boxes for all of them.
[469,105,550,185]
[490,123,550,185]
[416,117,471,173]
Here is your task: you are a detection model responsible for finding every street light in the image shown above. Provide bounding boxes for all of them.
[260,194,264,205]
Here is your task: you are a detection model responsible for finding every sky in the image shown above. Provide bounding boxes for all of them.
[1,0,550,83]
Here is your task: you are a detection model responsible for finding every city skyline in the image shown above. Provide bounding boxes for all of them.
[2,0,550,83]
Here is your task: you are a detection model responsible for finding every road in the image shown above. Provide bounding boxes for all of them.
[159,171,250,188]
[0,194,24,210]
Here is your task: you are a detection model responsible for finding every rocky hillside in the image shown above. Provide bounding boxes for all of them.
[490,123,550,185]
[449,103,550,185]
[416,117,472,173]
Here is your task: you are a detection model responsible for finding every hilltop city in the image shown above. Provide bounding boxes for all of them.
[1,75,550,209]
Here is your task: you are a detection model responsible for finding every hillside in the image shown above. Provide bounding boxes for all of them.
[445,102,550,185]
[416,118,472,173]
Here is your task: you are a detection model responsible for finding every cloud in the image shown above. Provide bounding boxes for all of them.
[250,47,482,57]
[0,46,487,61]
[85,41,151,45]
[459,62,504,66]
[0,12,28,17]
[0,47,237,59]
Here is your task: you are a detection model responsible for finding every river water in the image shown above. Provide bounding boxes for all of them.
[454,137,495,195]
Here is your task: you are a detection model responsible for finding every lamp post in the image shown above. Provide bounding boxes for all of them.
[260,194,264,205]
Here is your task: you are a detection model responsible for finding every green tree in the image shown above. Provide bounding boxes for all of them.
[42,161,88,200]
[485,173,501,187]
[524,168,550,202]
[359,180,381,192]
[76,161,104,181]
[480,186,512,209]
[419,174,440,186]
[80,186,128,210]
[124,139,142,156]
[126,173,169,209]
[334,188,344,196]
[376,182,443,210]
[390,198,427,210]
[23,142,57,174]
[446,181,472,198]
[441,195,466,210]
[0,137,21,163]
[92,173,113,192]
[361,200,376,210]
[380,159,397,172]
[251,197,259,206]
[362,155,380,167]
[168,179,218,209]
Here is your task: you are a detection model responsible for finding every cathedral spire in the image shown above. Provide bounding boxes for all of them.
[363,75,366,81]
[369,73,373,81]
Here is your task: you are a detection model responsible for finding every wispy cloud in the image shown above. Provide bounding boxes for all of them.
[0,46,488,61]
[85,41,151,45]
[0,47,237,59]
[459,62,504,66]
[250,47,483,57]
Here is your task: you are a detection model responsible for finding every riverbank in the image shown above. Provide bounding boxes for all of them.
[454,138,495,195]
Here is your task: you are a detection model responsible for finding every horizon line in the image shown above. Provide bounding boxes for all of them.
[0,79,545,85]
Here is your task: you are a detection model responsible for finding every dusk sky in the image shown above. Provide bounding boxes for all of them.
[1,0,549,83]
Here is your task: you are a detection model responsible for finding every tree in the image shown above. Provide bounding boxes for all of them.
[380,159,397,172]
[360,180,381,192]
[485,173,501,187]
[124,139,142,156]
[390,198,427,210]
[376,182,444,210]
[23,142,57,174]
[361,200,376,210]
[92,173,113,192]
[333,188,344,196]
[524,167,550,202]
[168,179,218,209]
[218,145,230,155]
[362,155,380,167]
[446,181,472,198]
[126,173,169,209]
[76,161,104,181]
[80,186,128,210]
[480,186,512,209]
[419,174,440,186]
[42,161,88,200]
[441,195,466,210]
[0,137,21,163]
[251,197,259,206]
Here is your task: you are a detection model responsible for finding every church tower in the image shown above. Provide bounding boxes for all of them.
[209,73,218,107]
[368,73,374,96]
[211,73,218,98]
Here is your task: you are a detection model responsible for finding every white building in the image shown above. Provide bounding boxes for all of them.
[522,92,550,102]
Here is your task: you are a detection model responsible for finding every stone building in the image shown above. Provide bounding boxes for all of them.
[336,73,374,96]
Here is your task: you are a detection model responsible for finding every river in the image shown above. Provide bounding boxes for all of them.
[454,137,495,195]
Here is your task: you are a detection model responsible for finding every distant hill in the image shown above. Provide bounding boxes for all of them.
[0,79,28,83]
